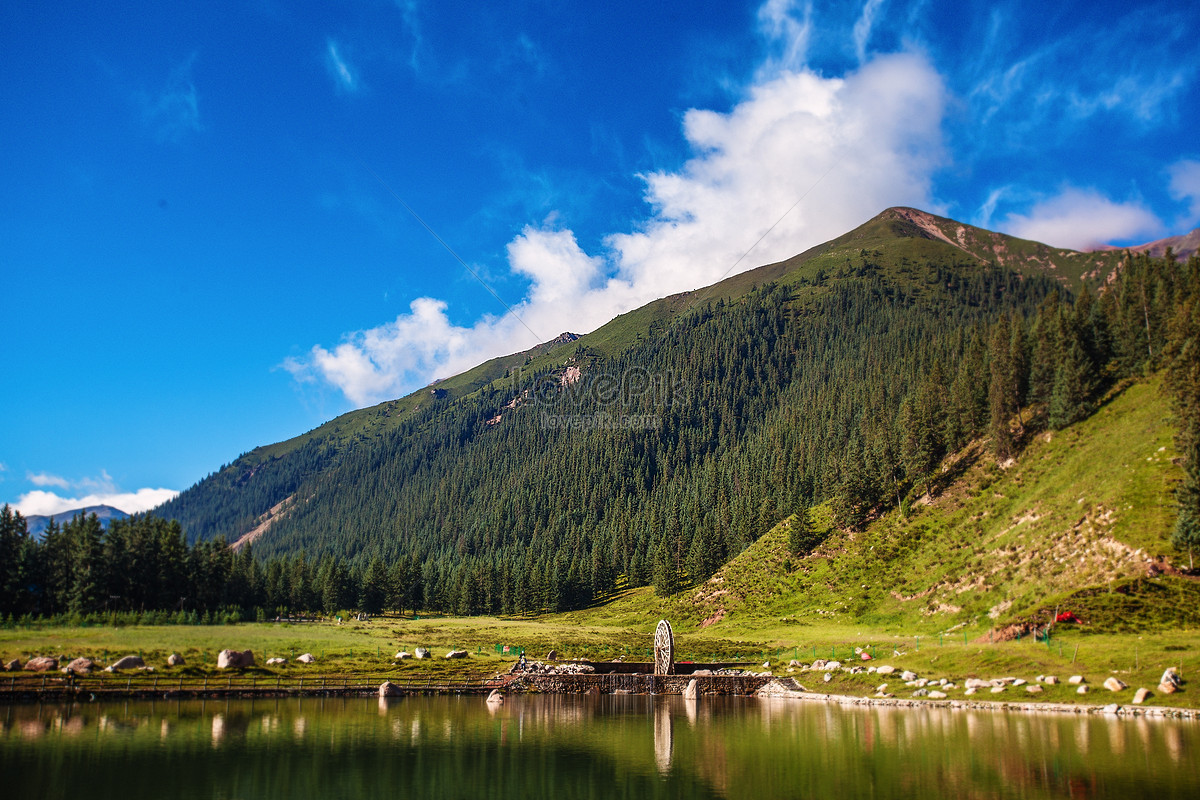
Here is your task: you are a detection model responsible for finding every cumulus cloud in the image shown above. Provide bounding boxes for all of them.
[289,49,948,406]
[1001,187,1163,250]
[15,488,179,518]
[326,40,359,92]
[1168,159,1200,225]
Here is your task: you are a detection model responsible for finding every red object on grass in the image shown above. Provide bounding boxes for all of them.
[1055,611,1080,624]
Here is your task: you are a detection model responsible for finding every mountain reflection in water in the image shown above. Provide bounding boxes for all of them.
[2,695,1197,799]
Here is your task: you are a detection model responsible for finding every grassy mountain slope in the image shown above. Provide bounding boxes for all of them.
[580,374,1192,638]
[157,207,1125,551]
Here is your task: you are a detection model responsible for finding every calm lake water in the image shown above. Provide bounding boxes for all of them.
[2,694,1197,799]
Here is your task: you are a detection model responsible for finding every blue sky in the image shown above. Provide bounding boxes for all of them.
[3,0,1199,516]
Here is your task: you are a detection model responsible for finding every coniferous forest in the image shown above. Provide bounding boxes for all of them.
[4,227,1199,623]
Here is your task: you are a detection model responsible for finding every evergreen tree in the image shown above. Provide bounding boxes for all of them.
[1166,299,1200,567]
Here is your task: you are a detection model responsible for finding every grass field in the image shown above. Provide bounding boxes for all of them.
[3,613,1197,709]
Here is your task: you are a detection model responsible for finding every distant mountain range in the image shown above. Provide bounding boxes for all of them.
[1093,227,1200,259]
[26,505,129,540]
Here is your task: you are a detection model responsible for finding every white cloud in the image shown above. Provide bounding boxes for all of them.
[852,0,887,64]
[1001,187,1164,250]
[1168,159,1200,225]
[756,0,813,76]
[27,471,71,489]
[326,40,359,92]
[290,49,948,406]
[14,488,179,518]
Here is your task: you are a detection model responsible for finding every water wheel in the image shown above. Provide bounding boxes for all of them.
[654,619,674,675]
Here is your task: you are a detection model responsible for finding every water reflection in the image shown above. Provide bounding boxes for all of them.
[1,696,1198,799]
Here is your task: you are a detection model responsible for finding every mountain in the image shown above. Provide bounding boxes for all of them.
[1092,227,1200,260]
[152,206,1193,614]
[26,504,129,540]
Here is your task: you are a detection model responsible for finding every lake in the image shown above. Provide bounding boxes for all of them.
[3,694,1197,798]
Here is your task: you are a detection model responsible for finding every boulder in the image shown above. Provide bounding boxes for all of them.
[1026,685,1044,694]
[110,655,145,671]
[1012,678,1027,686]
[1132,688,1152,705]
[1043,675,1059,685]
[990,685,1006,694]
[875,665,896,675]
[65,657,95,673]
[297,653,315,664]
[901,670,918,682]
[823,673,832,683]
[1102,703,1121,715]
[1158,681,1177,695]
[167,653,185,667]
[414,647,431,660]
[1103,677,1128,692]
[486,689,505,704]
[964,687,977,696]
[876,683,889,694]
[1161,667,1182,688]
[927,690,947,699]
[217,649,255,669]
[546,650,558,661]
[683,679,699,700]
[825,661,842,670]
[24,656,58,672]
[395,651,411,660]
[788,659,803,667]
[445,650,469,659]
[4,658,21,671]
[762,661,770,669]
[1068,675,1086,685]
[266,657,287,666]
[378,681,401,698]
[912,688,928,697]
[1077,684,1089,695]
[810,659,827,670]
[965,678,990,690]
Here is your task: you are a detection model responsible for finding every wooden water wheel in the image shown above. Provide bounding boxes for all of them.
[653,619,674,675]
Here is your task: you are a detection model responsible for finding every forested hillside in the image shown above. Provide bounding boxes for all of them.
[129,208,1197,617]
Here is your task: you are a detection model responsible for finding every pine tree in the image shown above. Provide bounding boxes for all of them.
[1166,299,1200,567]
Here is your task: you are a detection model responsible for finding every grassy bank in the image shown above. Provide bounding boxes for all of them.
[2,615,1197,709]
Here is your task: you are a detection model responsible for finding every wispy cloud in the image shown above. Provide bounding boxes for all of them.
[140,53,201,143]
[756,0,813,77]
[326,40,359,92]
[1168,159,1200,226]
[288,49,947,406]
[27,471,71,490]
[852,0,887,63]
[1002,187,1163,250]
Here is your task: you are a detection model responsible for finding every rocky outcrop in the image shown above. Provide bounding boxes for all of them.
[683,679,699,699]
[24,656,57,672]
[5,658,22,671]
[110,655,145,670]
[217,649,255,669]
[414,647,431,660]
[65,657,95,673]
[445,650,469,659]
[1103,677,1128,692]
[395,651,411,660]
[266,657,287,666]
[378,681,401,698]
[167,653,185,666]
[486,689,505,704]
[1133,688,1152,704]
[297,653,315,664]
